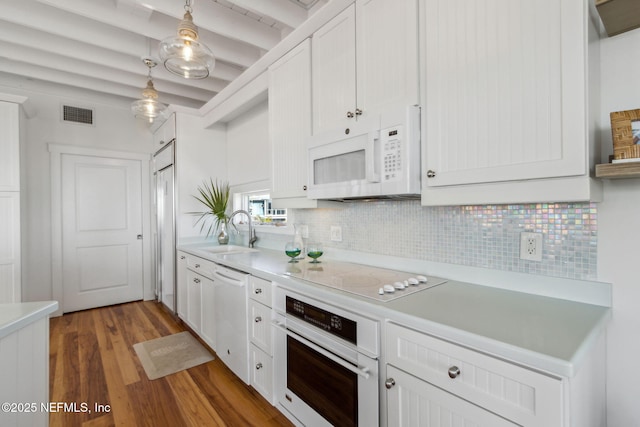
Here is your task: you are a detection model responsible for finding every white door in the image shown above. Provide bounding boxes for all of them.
[61,154,144,312]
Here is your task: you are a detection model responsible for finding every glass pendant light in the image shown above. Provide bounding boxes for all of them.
[158,0,215,79]
[131,58,168,124]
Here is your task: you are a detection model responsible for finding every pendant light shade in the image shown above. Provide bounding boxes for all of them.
[131,58,168,123]
[159,0,215,79]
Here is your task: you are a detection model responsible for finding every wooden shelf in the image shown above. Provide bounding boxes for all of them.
[595,162,640,179]
[596,0,640,36]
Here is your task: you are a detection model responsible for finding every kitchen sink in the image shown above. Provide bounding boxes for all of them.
[200,245,259,255]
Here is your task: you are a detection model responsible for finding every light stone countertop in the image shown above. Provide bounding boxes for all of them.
[0,301,59,340]
[178,243,610,378]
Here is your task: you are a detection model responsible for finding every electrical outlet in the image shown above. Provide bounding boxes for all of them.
[520,232,543,262]
[299,224,309,239]
[330,226,342,242]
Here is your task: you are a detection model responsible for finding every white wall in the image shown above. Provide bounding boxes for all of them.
[597,27,640,427]
[174,113,227,238]
[225,101,270,188]
[12,87,153,303]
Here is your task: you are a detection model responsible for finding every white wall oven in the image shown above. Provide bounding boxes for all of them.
[272,286,379,427]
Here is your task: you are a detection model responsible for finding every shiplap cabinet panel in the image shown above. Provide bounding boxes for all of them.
[386,366,518,427]
[421,0,600,204]
[0,102,19,192]
[269,39,316,206]
[312,0,419,136]
[0,193,21,303]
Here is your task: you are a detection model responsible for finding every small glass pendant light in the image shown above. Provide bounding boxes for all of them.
[158,0,215,79]
[131,58,168,124]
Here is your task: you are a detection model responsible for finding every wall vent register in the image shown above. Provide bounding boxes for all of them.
[62,105,94,125]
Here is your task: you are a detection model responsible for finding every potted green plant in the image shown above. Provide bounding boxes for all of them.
[193,179,231,244]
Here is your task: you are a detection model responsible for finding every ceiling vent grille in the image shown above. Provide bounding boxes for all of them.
[62,105,94,125]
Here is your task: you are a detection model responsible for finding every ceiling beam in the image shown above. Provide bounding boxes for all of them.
[0,20,235,91]
[0,59,208,108]
[0,41,216,102]
[4,0,260,68]
[130,0,282,51]
[222,0,308,29]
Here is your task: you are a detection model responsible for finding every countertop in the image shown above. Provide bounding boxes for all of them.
[0,301,59,340]
[178,243,610,378]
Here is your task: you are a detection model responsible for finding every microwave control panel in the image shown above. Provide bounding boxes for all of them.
[382,126,403,182]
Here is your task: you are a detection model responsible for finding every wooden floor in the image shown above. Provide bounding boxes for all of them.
[49,300,293,427]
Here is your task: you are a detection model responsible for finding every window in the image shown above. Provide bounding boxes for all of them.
[233,191,287,227]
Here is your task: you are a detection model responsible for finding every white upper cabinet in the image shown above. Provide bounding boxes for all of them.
[269,39,318,208]
[0,102,20,192]
[421,0,602,205]
[312,0,419,136]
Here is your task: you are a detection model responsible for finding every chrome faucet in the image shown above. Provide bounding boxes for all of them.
[229,209,257,248]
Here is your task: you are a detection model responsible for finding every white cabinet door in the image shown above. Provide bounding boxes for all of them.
[355,0,419,120]
[387,366,518,427]
[177,253,188,319]
[422,0,587,189]
[311,5,357,136]
[200,275,217,350]
[250,343,274,404]
[269,39,315,204]
[311,0,419,135]
[186,270,202,333]
[0,102,19,192]
[0,192,20,303]
[248,300,272,354]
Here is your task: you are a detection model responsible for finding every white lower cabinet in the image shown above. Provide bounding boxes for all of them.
[250,343,274,403]
[176,252,188,319]
[186,270,202,333]
[385,322,563,427]
[386,365,517,427]
[200,274,217,350]
[247,276,275,403]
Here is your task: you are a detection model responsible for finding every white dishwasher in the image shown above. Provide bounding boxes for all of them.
[213,263,250,384]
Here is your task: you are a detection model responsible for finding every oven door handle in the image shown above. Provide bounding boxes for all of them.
[273,321,371,380]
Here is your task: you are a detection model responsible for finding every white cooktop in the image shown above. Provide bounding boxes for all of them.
[282,259,446,302]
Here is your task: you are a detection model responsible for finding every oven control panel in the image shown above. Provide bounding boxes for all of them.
[286,296,357,345]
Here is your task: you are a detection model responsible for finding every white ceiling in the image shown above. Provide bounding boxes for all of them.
[0,0,326,109]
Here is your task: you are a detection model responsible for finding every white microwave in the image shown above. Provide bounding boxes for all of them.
[308,105,421,200]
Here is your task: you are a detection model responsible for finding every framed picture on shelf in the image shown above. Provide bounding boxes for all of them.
[610,109,640,161]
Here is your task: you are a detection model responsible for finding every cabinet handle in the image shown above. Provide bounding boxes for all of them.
[256,362,263,370]
[193,278,201,284]
[303,185,307,191]
[355,108,363,116]
[385,378,396,389]
[254,288,263,294]
[195,263,200,268]
[426,170,436,178]
[448,366,461,379]
[180,255,185,260]
[255,316,262,323]
[346,111,354,118]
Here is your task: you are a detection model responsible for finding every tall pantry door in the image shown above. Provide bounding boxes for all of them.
[61,154,144,312]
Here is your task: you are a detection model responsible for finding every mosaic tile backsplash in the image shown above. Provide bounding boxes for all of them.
[290,201,597,281]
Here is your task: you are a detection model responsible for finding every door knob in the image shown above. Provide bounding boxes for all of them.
[355,108,363,116]
[346,111,354,118]
[137,234,143,240]
[426,170,436,178]
[385,378,396,389]
[255,316,262,323]
[448,366,461,379]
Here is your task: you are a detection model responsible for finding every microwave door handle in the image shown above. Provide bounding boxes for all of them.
[366,130,381,183]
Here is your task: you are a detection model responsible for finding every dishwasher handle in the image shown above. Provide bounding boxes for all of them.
[213,270,246,286]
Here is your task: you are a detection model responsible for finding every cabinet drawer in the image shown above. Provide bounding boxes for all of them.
[250,343,274,404]
[185,255,216,279]
[249,300,272,354]
[386,322,562,426]
[249,276,272,306]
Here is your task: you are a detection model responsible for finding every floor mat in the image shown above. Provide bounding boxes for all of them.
[133,331,214,380]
